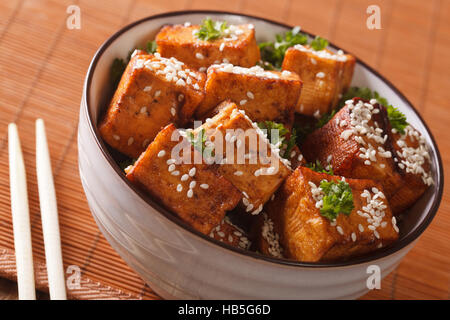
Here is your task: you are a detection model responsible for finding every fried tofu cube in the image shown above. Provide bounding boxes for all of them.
[193,100,292,215]
[301,98,403,198]
[195,64,302,127]
[389,125,433,213]
[156,23,260,71]
[253,212,285,258]
[209,216,251,250]
[99,52,205,158]
[264,167,399,262]
[282,45,355,116]
[126,124,241,234]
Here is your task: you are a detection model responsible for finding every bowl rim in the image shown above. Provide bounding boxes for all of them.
[82,9,444,269]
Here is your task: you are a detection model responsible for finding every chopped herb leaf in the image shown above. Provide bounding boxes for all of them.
[118,157,135,171]
[316,109,336,129]
[257,121,296,159]
[319,179,354,221]
[386,105,408,134]
[196,18,229,41]
[258,28,308,69]
[310,36,329,51]
[147,40,157,53]
[339,86,408,133]
[306,160,333,175]
[110,58,127,88]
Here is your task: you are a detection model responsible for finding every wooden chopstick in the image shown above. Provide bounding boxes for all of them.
[8,123,36,300]
[35,119,67,300]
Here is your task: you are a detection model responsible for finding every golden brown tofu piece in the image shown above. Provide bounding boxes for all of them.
[195,64,302,127]
[253,212,285,258]
[301,98,403,198]
[99,52,205,158]
[282,45,355,116]
[264,166,399,262]
[156,24,260,71]
[192,101,292,215]
[389,125,433,213]
[209,216,251,250]
[126,124,241,234]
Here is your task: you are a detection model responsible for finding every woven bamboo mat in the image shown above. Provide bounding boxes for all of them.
[0,0,449,300]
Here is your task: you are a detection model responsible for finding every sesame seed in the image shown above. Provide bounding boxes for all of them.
[310,58,317,65]
[358,224,364,232]
[351,232,357,242]
[247,91,254,99]
[127,137,134,146]
[166,159,176,165]
[195,52,204,59]
[168,164,175,172]
[234,171,243,176]
[143,86,152,92]
[187,189,193,198]
[189,181,196,189]
[154,90,161,97]
[140,106,148,114]
[113,134,120,141]
[171,170,180,176]
[194,83,200,90]
[178,94,184,102]
[200,184,209,189]
[240,99,247,106]
[157,150,166,157]
[176,184,183,192]
[199,67,206,72]
[189,167,196,177]
[316,72,325,78]
[336,226,344,235]
[219,43,225,52]
[181,174,189,181]
[171,107,176,116]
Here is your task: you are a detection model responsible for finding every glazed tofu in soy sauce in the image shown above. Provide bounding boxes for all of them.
[99,51,205,158]
[192,101,292,215]
[282,45,355,116]
[126,124,242,234]
[261,167,399,262]
[301,98,403,198]
[389,125,433,213]
[195,64,302,128]
[156,23,260,71]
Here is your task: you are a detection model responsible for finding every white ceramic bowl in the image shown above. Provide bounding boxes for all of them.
[78,11,443,299]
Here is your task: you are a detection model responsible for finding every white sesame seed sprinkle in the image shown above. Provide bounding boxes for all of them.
[157,150,166,157]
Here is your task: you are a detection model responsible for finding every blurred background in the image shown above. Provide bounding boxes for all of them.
[0,0,448,299]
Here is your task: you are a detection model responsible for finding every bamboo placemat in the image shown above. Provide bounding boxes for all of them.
[0,0,449,300]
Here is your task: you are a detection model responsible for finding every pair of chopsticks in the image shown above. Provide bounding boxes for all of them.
[8,119,67,300]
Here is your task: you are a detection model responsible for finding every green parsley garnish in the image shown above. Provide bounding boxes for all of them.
[146,40,157,53]
[187,128,215,157]
[339,87,408,133]
[319,179,354,221]
[315,110,337,129]
[310,36,329,51]
[306,160,334,175]
[118,157,135,171]
[110,41,158,88]
[259,27,308,69]
[196,18,229,41]
[257,121,297,159]
[386,105,408,134]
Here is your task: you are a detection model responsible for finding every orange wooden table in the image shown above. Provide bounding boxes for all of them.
[0,0,448,299]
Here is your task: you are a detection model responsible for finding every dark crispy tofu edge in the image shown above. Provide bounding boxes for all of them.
[126,123,242,235]
[389,124,430,214]
[264,166,398,262]
[98,52,150,158]
[301,98,403,197]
